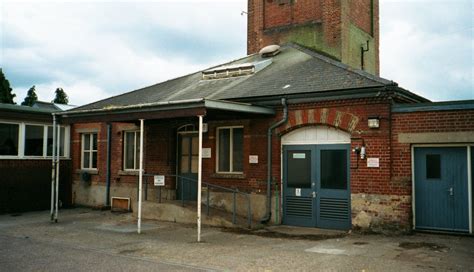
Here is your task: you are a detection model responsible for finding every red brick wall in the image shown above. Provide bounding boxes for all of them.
[70,98,395,197]
[392,109,474,184]
[263,0,322,28]
[349,0,372,35]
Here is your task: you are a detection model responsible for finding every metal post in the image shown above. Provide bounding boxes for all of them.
[206,185,210,216]
[54,122,60,222]
[181,179,184,207]
[145,176,148,201]
[137,119,144,234]
[232,192,236,225]
[197,115,203,242]
[50,114,56,221]
[247,196,252,229]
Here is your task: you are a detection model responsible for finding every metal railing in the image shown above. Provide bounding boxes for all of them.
[138,174,252,228]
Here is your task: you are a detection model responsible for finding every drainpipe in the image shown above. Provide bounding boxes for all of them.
[50,114,56,221]
[261,98,288,224]
[105,123,112,207]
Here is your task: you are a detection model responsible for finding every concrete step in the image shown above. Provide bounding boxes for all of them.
[138,200,262,229]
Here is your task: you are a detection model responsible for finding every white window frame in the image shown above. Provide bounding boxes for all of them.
[123,130,140,171]
[81,133,98,170]
[216,126,244,174]
[0,120,70,159]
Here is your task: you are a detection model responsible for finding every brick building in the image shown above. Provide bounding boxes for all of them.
[53,1,473,233]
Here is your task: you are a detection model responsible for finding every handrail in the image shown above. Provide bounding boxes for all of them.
[139,173,252,228]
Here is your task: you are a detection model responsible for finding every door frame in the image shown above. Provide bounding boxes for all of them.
[411,144,473,234]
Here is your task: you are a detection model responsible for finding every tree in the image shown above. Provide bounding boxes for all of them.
[0,68,16,104]
[21,85,38,106]
[53,88,69,104]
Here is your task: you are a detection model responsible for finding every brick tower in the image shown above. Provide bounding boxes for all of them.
[247,0,380,75]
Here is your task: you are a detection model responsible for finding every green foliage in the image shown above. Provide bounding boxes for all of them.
[53,88,69,104]
[21,85,38,106]
[0,68,16,104]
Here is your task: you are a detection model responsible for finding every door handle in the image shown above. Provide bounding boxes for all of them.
[312,191,317,198]
[447,187,454,196]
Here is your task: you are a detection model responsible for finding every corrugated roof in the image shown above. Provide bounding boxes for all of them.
[71,44,401,112]
[0,103,58,114]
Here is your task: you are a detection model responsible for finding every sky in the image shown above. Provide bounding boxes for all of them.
[0,0,472,106]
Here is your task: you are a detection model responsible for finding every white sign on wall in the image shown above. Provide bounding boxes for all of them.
[249,155,258,164]
[367,158,380,168]
[202,148,211,158]
[154,175,165,186]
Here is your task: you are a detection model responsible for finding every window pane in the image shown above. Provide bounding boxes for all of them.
[287,150,311,188]
[180,155,189,173]
[135,132,140,170]
[191,155,198,173]
[47,126,53,156]
[426,154,441,179]
[25,125,44,156]
[84,134,90,151]
[0,123,19,156]
[59,127,65,156]
[232,128,243,172]
[83,151,90,168]
[92,133,98,150]
[191,136,198,155]
[181,137,189,155]
[218,129,230,172]
[124,132,135,169]
[320,150,347,190]
[92,151,97,168]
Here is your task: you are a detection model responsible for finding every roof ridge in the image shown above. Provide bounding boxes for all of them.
[286,42,396,86]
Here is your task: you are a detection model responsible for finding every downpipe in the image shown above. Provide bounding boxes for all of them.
[261,97,288,224]
[105,123,112,207]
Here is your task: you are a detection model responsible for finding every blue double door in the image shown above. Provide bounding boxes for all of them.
[414,147,469,232]
[283,144,351,230]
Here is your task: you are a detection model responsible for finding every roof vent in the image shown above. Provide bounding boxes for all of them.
[202,59,272,80]
[259,45,280,58]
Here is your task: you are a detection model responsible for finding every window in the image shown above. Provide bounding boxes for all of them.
[124,131,140,170]
[24,125,44,156]
[217,127,243,173]
[0,122,68,158]
[426,154,441,179]
[82,133,98,169]
[0,123,19,156]
[320,149,348,190]
[47,126,66,157]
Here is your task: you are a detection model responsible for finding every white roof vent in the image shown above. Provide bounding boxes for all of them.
[259,45,280,58]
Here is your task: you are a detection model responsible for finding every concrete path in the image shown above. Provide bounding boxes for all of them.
[0,209,473,271]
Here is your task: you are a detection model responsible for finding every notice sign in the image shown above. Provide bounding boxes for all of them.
[202,148,211,159]
[293,153,306,159]
[295,188,301,197]
[249,155,258,164]
[367,158,380,168]
[154,175,165,186]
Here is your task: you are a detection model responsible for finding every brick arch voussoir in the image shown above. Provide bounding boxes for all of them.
[275,108,359,136]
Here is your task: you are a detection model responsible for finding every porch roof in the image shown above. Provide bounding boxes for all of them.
[57,98,275,123]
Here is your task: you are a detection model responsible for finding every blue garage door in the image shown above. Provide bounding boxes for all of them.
[283,144,351,230]
[414,147,469,232]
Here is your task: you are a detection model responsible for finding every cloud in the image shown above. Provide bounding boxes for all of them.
[380,1,473,101]
[1,0,472,105]
[1,1,247,105]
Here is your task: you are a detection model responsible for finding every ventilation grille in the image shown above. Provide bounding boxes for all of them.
[319,198,349,221]
[285,196,312,217]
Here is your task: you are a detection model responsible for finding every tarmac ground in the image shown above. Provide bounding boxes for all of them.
[0,208,473,271]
